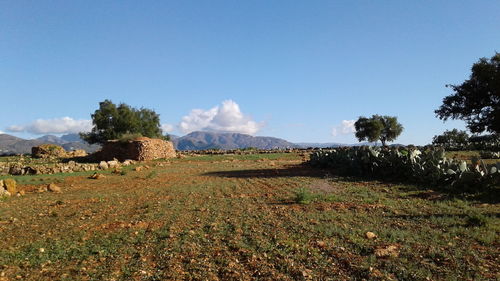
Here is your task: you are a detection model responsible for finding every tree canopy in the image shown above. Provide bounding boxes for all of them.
[80,100,165,144]
[354,115,403,146]
[432,129,469,146]
[435,53,500,134]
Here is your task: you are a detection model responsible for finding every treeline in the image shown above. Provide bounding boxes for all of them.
[432,129,500,151]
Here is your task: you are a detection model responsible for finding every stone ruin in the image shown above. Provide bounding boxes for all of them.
[32,144,88,159]
[95,137,176,161]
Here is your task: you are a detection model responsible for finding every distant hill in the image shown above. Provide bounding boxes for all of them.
[295,142,346,148]
[0,133,100,155]
[296,142,386,148]
[37,135,67,145]
[173,131,298,150]
[0,131,400,155]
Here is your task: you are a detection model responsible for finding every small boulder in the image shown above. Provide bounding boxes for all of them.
[3,178,17,194]
[122,159,134,166]
[107,160,119,169]
[99,161,109,170]
[316,240,327,249]
[0,187,7,197]
[89,173,105,180]
[365,232,377,240]
[47,183,62,193]
[374,244,400,258]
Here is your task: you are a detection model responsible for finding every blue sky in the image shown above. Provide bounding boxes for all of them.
[1,1,499,144]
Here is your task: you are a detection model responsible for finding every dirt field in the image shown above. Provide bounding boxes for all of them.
[0,153,498,280]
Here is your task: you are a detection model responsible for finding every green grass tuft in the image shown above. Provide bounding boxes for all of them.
[294,187,315,204]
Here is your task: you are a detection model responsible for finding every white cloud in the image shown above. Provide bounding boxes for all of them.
[179,100,263,135]
[161,123,174,133]
[7,117,92,135]
[332,120,356,136]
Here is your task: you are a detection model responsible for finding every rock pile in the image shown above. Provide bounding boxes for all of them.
[32,144,88,159]
[96,137,176,161]
[32,144,67,158]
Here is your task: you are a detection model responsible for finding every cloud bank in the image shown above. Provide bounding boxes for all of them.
[331,120,356,136]
[7,117,92,135]
[161,124,174,133]
[179,100,263,135]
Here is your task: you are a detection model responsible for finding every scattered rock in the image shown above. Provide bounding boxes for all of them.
[366,232,377,239]
[47,183,62,193]
[3,179,17,194]
[107,160,119,169]
[134,166,144,172]
[122,159,134,166]
[38,186,48,193]
[67,149,87,157]
[99,161,109,170]
[90,173,105,180]
[374,244,400,258]
[316,240,327,249]
[112,168,123,174]
[9,165,23,176]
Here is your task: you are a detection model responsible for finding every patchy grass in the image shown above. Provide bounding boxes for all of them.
[0,153,498,280]
[293,187,315,204]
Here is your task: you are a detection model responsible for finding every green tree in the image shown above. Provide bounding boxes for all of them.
[435,52,500,134]
[432,129,469,146]
[354,115,403,146]
[80,100,165,144]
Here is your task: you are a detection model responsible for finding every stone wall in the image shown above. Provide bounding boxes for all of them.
[96,137,176,161]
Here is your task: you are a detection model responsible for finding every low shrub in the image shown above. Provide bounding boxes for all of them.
[294,188,315,204]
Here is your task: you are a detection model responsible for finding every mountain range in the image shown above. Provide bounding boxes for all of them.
[0,134,101,155]
[171,131,298,150]
[0,131,379,155]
